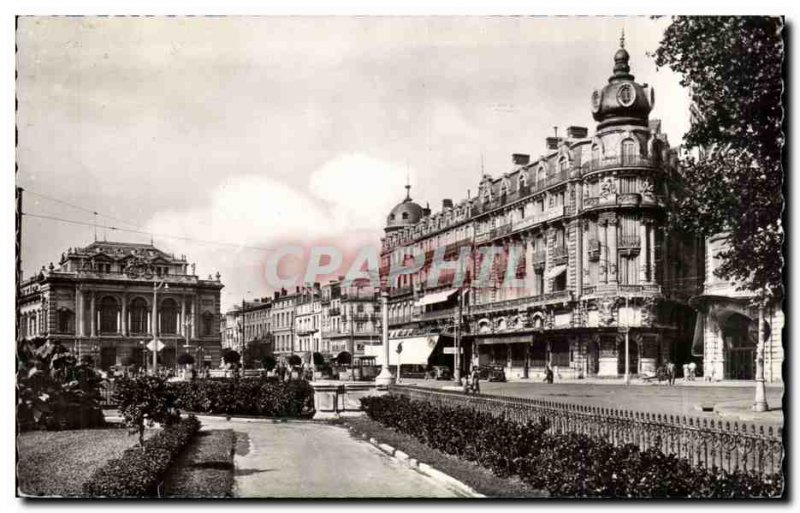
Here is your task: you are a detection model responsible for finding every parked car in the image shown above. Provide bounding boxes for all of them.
[430,365,452,380]
[478,365,506,382]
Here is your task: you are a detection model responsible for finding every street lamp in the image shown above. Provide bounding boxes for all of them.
[375,289,395,386]
[151,279,168,375]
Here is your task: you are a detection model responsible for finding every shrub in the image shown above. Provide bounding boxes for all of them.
[168,377,314,417]
[17,338,105,431]
[82,415,201,497]
[221,349,241,366]
[261,355,277,372]
[114,376,180,445]
[360,395,783,498]
[177,353,195,366]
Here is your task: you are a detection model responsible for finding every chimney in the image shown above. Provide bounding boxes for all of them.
[511,153,530,166]
[281,287,287,296]
[566,126,588,139]
[422,202,431,216]
[313,282,320,290]
[442,198,454,209]
[295,286,300,294]
[546,137,563,150]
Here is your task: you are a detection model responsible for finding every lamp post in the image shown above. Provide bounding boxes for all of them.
[375,290,395,386]
[151,279,168,375]
[753,296,769,412]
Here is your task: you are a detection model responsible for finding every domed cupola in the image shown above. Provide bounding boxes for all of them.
[385,184,424,234]
[590,31,654,130]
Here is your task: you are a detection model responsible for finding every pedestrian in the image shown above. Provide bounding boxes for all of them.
[471,366,481,395]
[462,374,471,395]
[688,361,697,381]
[682,363,689,382]
[544,364,554,384]
[666,360,675,386]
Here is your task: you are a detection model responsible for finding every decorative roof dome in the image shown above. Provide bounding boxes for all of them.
[385,184,424,233]
[590,32,654,130]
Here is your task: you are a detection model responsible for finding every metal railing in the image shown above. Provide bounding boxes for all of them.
[582,155,657,173]
[390,385,783,476]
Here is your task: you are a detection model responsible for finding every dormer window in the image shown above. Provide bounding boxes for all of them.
[559,157,569,173]
[519,173,527,188]
[402,212,409,220]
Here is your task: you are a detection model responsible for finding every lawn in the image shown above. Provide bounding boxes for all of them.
[341,416,547,498]
[162,429,235,498]
[17,426,157,497]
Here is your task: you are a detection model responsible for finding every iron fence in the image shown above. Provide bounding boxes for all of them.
[390,385,783,476]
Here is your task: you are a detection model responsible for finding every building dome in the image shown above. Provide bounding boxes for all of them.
[590,34,654,130]
[385,185,424,233]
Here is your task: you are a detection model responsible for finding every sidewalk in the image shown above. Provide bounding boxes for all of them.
[198,416,469,498]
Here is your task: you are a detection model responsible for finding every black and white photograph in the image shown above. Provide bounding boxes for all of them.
[12,9,786,501]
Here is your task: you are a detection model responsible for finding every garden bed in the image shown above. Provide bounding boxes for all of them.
[163,429,236,498]
[17,426,158,497]
[341,417,546,498]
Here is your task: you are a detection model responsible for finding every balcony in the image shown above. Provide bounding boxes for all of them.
[470,290,573,315]
[618,192,641,206]
[328,307,341,316]
[581,155,657,173]
[417,306,457,322]
[511,205,565,233]
[532,251,547,269]
[490,222,513,240]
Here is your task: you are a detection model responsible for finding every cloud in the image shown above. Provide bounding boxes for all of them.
[145,153,405,307]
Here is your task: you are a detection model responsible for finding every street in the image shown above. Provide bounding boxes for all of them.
[400,379,784,425]
[198,417,467,498]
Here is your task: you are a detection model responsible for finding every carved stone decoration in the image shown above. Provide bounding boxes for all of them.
[583,268,590,278]
[123,255,155,280]
[599,177,617,198]
[640,296,658,326]
[518,310,531,328]
[597,296,617,326]
[608,263,617,278]
[640,177,655,197]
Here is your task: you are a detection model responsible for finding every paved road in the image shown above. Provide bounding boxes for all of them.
[400,379,784,425]
[199,417,466,498]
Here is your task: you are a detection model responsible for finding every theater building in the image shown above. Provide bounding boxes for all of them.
[379,40,704,379]
[17,240,224,370]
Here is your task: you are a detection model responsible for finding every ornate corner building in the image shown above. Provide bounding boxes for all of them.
[379,40,712,380]
[18,241,224,370]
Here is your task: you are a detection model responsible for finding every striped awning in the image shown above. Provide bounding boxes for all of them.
[364,336,439,366]
[545,264,567,280]
[415,288,458,307]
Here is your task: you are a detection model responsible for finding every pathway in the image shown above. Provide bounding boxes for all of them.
[198,417,467,498]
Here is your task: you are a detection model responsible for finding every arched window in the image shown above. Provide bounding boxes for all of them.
[99,296,119,333]
[401,212,409,220]
[592,144,601,166]
[559,157,569,174]
[519,172,527,189]
[160,298,178,335]
[57,308,74,333]
[130,297,148,333]
[203,312,214,336]
[537,166,546,186]
[622,138,637,165]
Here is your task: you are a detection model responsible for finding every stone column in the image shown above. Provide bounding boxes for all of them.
[639,218,649,283]
[89,291,96,337]
[76,286,84,337]
[121,294,128,336]
[181,296,187,336]
[574,220,583,296]
[191,297,198,338]
[581,222,589,292]
[608,215,618,285]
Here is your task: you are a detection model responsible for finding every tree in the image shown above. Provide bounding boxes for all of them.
[221,348,241,367]
[653,16,784,295]
[244,340,269,369]
[261,354,277,372]
[113,375,179,446]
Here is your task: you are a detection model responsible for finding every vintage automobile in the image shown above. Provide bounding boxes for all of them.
[478,365,506,382]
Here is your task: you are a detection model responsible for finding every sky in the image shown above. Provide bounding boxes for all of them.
[16,16,692,310]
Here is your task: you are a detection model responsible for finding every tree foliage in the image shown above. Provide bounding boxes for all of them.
[113,375,180,446]
[177,353,195,366]
[221,348,241,366]
[653,16,784,295]
[16,338,105,430]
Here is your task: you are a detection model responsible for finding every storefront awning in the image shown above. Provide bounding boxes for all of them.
[545,264,567,280]
[364,336,439,366]
[415,288,458,307]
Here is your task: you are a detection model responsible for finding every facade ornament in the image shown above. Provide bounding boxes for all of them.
[600,177,617,198]
[597,296,617,326]
[545,309,555,330]
[640,177,654,197]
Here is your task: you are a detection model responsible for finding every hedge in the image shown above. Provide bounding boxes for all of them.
[168,378,315,417]
[82,415,201,497]
[361,395,783,498]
